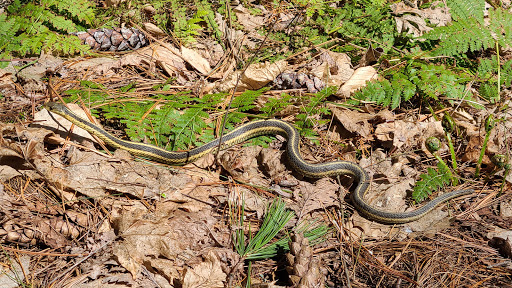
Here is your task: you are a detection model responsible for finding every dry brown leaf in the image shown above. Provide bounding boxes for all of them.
[68,57,121,76]
[394,14,432,37]
[233,5,265,30]
[375,119,444,151]
[291,178,339,218]
[487,228,512,259]
[500,200,512,217]
[4,121,219,207]
[259,147,287,179]
[33,103,99,145]
[0,68,15,98]
[191,39,225,70]
[391,1,451,37]
[112,210,218,280]
[0,165,21,182]
[217,60,287,92]
[358,46,384,67]
[309,49,354,87]
[218,146,269,186]
[0,255,30,288]
[105,0,126,7]
[182,250,227,288]
[348,214,405,239]
[181,46,212,75]
[330,106,394,140]
[339,66,378,98]
[144,22,166,37]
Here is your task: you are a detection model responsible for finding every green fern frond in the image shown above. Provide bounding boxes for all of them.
[447,0,485,22]
[41,0,94,24]
[352,63,475,109]
[425,1,512,57]
[1,0,93,58]
[425,18,493,56]
[413,162,451,203]
[489,8,512,48]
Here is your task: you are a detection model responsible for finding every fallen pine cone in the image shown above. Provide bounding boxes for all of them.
[73,27,148,51]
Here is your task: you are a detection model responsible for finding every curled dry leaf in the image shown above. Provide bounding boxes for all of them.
[218,145,269,186]
[291,178,339,218]
[488,228,512,259]
[391,2,451,37]
[339,66,378,98]
[33,103,99,146]
[0,255,30,288]
[309,49,354,87]
[216,59,287,92]
[394,14,432,37]
[181,46,212,75]
[66,57,121,76]
[6,121,219,210]
[233,4,265,31]
[259,147,287,179]
[500,200,512,217]
[112,210,221,280]
[182,250,227,288]
[0,68,16,101]
[0,165,21,182]
[348,213,405,240]
[330,106,394,140]
[143,22,166,37]
[375,119,444,151]
[191,39,225,70]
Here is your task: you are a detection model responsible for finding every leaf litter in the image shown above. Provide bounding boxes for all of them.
[1,1,512,287]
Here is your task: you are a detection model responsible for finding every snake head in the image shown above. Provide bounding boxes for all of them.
[44,102,68,115]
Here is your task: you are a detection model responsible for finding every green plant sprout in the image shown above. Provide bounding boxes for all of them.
[475,115,495,178]
[232,198,327,260]
[442,114,458,171]
[426,137,456,184]
[413,137,456,202]
[491,154,511,197]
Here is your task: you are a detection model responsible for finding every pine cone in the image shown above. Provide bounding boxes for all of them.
[73,27,148,51]
[285,232,325,288]
[273,72,325,93]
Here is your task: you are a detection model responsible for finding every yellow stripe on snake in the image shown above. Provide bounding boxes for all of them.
[45,102,473,223]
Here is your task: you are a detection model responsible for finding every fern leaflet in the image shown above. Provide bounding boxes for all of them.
[413,162,451,203]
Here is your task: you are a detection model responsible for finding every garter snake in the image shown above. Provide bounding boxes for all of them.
[44,102,473,224]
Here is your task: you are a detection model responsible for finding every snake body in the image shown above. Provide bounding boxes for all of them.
[45,102,473,223]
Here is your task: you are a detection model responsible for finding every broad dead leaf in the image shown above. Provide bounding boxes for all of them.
[181,46,212,75]
[309,49,354,87]
[33,103,99,145]
[375,119,444,151]
[182,250,227,288]
[144,22,166,37]
[394,14,432,37]
[216,60,287,92]
[339,66,378,98]
[291,178,339,218]
[218,145,269,186]
[330,106,394,140]
[112,210,220,280]
[391,2,451,37]
[0,165,21,182]
[233,5,265,30]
